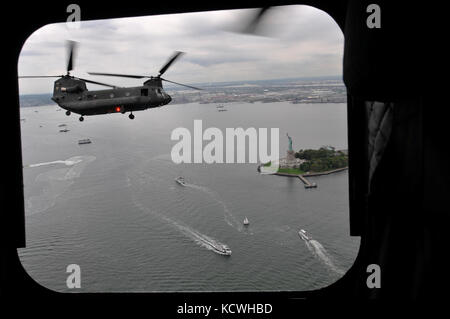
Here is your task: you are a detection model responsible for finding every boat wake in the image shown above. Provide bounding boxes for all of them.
[132,196,231,255]
[183,182,248,233]
[26,156,85,168]
[130,153,248,233]
[161,216,231,255]
[25,155,96,216]
[302,236,344,275]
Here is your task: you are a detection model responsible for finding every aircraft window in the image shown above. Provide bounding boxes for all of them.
[17,5,357,293]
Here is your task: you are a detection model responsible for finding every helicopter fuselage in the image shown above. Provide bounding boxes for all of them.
[51,76,171,116]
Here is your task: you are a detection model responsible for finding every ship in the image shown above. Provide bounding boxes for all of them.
[243,217,249,226]
[209,242,232,256]
[175,176,187,186]
[298,229,311,241]
[78,138,92,145]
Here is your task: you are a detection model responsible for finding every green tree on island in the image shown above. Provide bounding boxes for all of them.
[296,146,347,173]
[272,146,348,175]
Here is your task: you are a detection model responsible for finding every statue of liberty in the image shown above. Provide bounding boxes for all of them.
[285,133,296,164]
[286,133,293,152]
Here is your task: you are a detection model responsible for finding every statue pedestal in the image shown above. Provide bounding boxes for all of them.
[286,150,296,163]
[279,150,299,169]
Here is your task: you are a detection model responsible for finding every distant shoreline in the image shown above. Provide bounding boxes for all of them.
[19,76,346,107]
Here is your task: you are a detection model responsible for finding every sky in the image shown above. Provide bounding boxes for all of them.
[18,5,344,94]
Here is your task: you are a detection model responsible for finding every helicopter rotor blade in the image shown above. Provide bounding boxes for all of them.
[88,72,149,79]
[89,51,187,80]
[66,40,78,73]
[158,51,185,77]
[160,77,202,90]
[240,7,272,35]
[77,77,118,88]
[19,75,64,78]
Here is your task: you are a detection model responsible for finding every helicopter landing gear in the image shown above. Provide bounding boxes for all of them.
[66,110,71,116]
[79,116,84,122]
[128,113,135,120]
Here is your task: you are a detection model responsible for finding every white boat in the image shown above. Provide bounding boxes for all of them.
[175,176,187,186]
[298,229,311,241]
[243,217,249,226]
[221,245,232,256]
[211,243,231,256]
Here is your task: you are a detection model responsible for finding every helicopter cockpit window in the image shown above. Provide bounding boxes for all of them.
[17,5,358,293]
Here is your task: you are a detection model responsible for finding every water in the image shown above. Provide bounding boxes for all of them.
[18,102,359,292]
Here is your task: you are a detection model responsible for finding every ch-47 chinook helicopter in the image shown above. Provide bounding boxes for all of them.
[19,41,202,121]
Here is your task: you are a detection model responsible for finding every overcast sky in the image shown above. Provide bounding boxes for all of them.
[18,5,343,94]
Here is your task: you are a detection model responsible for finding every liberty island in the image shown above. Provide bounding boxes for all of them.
[260,134,348,187]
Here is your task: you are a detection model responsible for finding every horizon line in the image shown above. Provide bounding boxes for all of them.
[19,74,344,96]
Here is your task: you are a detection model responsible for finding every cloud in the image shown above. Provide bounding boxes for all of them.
[18,5,343,94]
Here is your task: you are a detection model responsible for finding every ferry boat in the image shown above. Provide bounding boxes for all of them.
[175,176,187,186]
[243,217,249,226]
[298,229,311,241]
[210,243,232,256]
[78,138,92,145]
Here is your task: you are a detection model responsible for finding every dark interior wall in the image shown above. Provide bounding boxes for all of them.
[342,1,447,298]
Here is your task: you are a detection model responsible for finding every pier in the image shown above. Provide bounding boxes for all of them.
[273,172,317,188]
[297,175,317,188]
[271,167,348,189]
